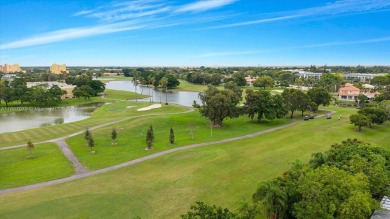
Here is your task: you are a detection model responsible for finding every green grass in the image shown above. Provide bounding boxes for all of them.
[97,76,132,81]
[0,99,187,148]
[0,89,147,114]
[0,106,389,218]
[0,143,74,189]
[66,110,292,170]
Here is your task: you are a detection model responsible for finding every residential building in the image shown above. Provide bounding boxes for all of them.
[344,73,386,82]
[0,64,23,73]
[338,85,361,101]
[50,64,68,74]
[26,81,76,98]
[338,85,380,101]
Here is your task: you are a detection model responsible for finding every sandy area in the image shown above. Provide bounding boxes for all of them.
[137,104,162,111]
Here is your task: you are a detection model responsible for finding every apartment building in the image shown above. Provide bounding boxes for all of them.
[0,64,22,73]
[50,64,68,74]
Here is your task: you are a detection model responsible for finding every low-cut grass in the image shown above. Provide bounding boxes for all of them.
[0,143,74,189]
[0,106,389,219]
[0,89,147,114]
[66,110,292,170]
[0,99,188,148]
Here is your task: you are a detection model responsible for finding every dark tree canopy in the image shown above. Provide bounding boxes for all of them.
[199,83,242,127]
[244,89,288,122]
[349,114,371,131]
[307,87,332,107]
[358,108,387,126]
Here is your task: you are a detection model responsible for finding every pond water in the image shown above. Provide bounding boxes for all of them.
[0,102,105,134]
[0,81,201,134]
[104,81,201,107]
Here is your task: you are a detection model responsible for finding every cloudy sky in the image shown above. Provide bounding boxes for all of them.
[1,0,389,66]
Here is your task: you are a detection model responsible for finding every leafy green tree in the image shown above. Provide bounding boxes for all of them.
[2,84,14,107]
[84,128,91,140]
[169,127,174,144]
[181,202,237,219]
[252,180,287,219]
[358,108,387,127]
[282,89,310,118]
[73,85,95,100]
[111,127,117,144]
[165,74,180,89]
[230,72,247,87]
[88,136,95,152]
[244,89,287,122]
[49,85,65,105]
[199,83,242,127]
[160,77,168,104]
[253,76,274,89]
[356,94,368,108]
[122,68,132,77]
[10,78,28,106]
[88,80,105,95]
[307,87,332,107]
[294,166,373,219]
[378,100,390,120]
[349,114,371,131]
[371,75,389,86]
[146,125,154,149]
[27,139,34,156]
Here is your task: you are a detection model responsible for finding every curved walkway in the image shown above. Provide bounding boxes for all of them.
[0,111,336,195]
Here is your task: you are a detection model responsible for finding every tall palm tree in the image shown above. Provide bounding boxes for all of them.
[252,181,287,219]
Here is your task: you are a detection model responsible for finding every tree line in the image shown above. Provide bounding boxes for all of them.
[198,82,332,127]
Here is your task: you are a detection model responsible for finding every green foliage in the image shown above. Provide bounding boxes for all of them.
[199,83,242,126]
[349,114,371,131]
[282,89,312,118]
[111,128,117,142]
[27,140,34,155]
[252,180,287,219]
[169,127,174,144]
[294,166,373,219]
[378,100,390,120]
[253,76,274,89]
[84,128,91,140]
[307,87,332,107]
[146,125,155,149]
[181,202,237,219]
[358,107,387,126]
[244,89,288,122]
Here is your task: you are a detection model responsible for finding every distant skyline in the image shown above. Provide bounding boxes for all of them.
[1,0,389,66]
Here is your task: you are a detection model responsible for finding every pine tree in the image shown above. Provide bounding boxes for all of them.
[84,128,91,140]
[27,139,34,155]
[146,125,154,149]
[88,136,95,152]
[169,127,175,144]
[111,127,117,144]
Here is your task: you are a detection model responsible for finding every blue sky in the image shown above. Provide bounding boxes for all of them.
[0,0,389,66]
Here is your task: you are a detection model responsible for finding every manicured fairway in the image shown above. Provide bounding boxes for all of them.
[66,110,291,170]
[1,106,389,218]
[0,100,187,148]
[0,143,74,189]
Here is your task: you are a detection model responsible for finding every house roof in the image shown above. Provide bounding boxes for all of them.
[339,86,360,91]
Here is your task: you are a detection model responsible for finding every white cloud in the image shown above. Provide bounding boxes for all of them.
[211,0,390,28]
[175,0,236,13]
[293,36,390,49]
[0,20,146,50]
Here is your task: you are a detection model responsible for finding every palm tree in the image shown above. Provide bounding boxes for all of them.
[252,181,287,219]
[160,77,168,105]
[132,72,139,102]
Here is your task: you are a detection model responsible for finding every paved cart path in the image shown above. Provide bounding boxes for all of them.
[0,111,335,195]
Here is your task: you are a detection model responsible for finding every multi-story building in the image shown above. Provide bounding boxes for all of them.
[0,64,22,73]
[338,85,381,101]
[50,64,67,74]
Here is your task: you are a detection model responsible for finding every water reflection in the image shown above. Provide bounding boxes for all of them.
[0,102,105,134]
[104,81,201,107]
